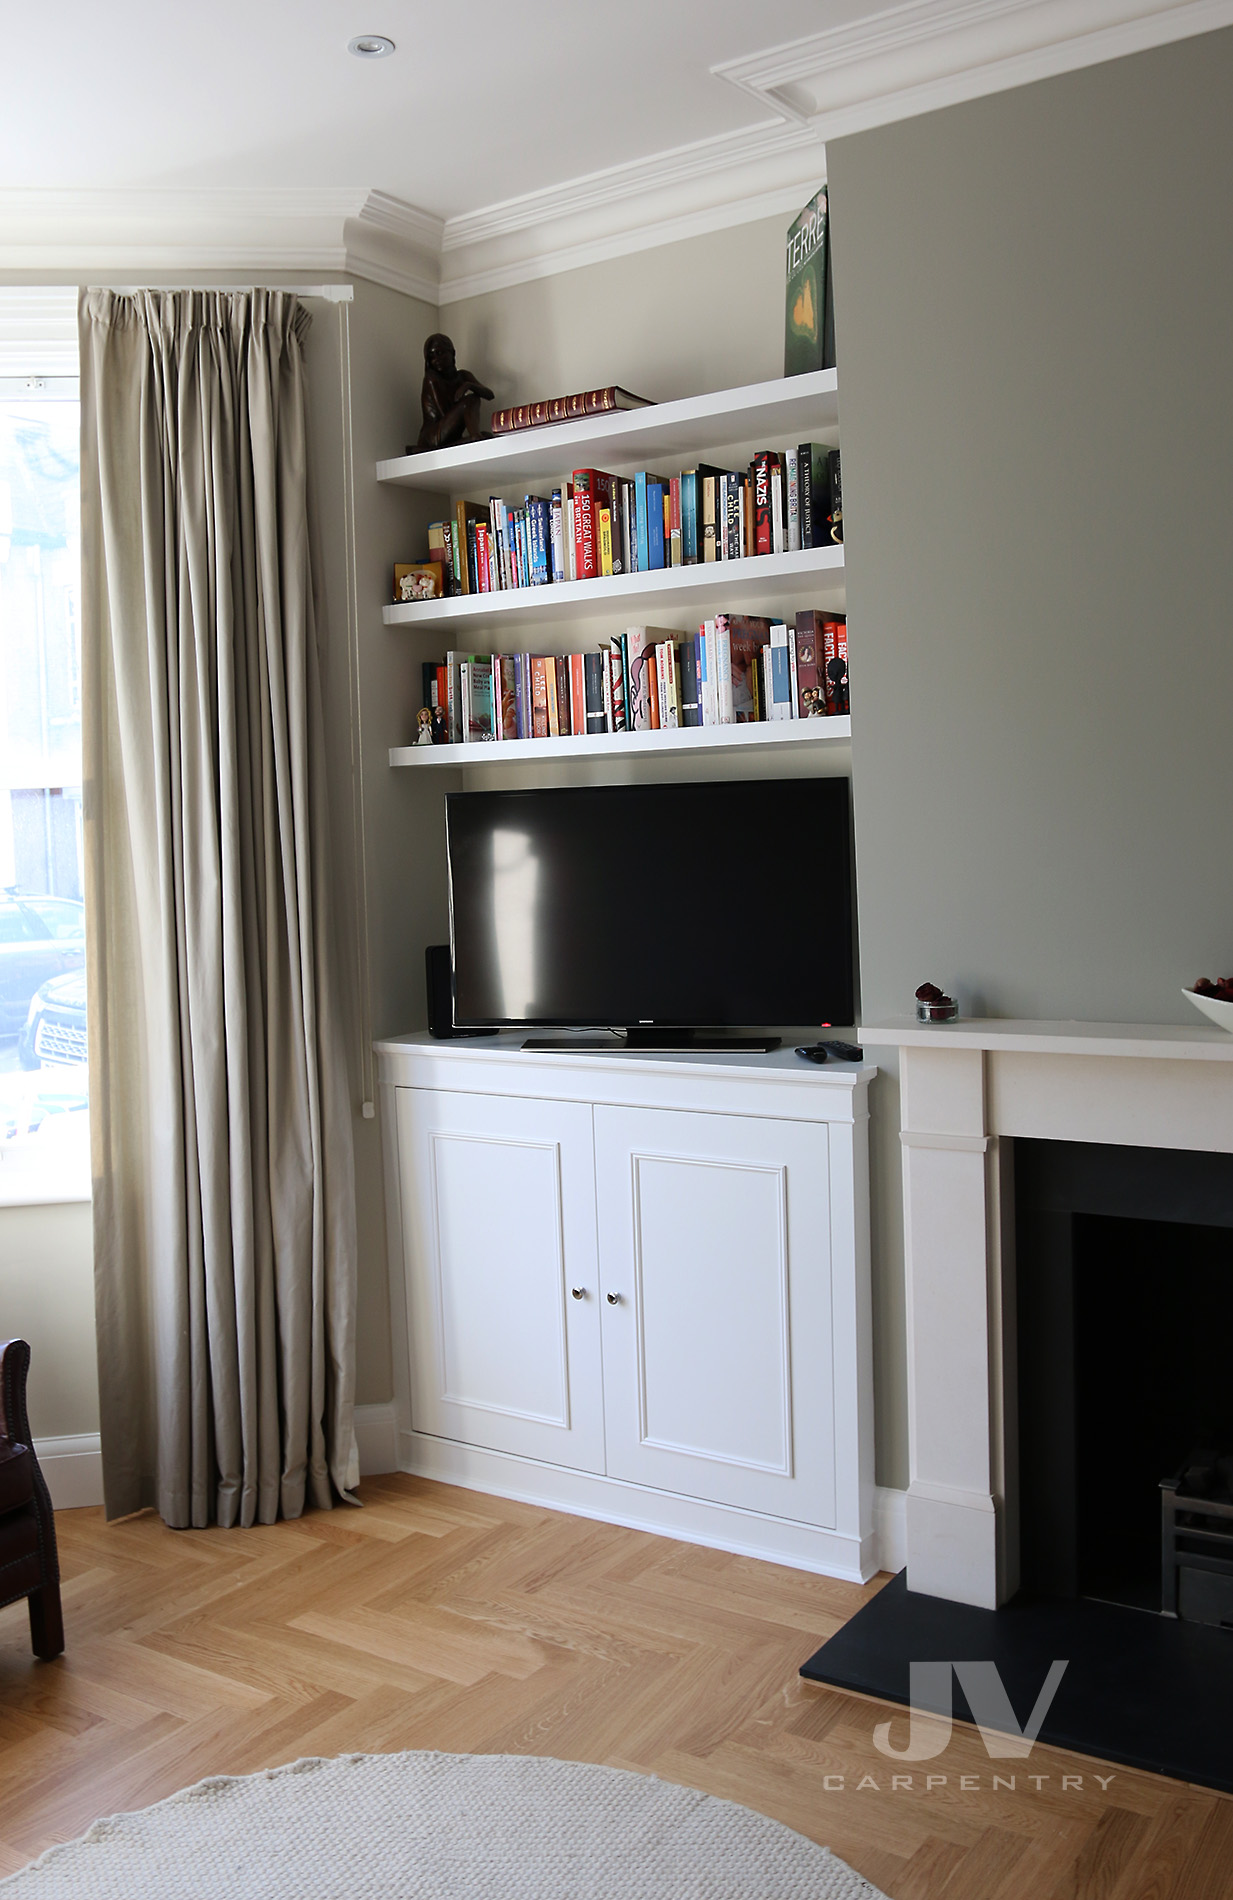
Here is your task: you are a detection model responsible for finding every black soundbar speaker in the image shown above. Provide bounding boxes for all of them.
[425,944,496,1040]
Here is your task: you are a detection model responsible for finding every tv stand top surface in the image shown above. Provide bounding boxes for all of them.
[523,1031,782,1055]
[374,1028,877,1089]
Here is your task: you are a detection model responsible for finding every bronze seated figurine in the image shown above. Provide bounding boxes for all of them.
[413,334,493,452]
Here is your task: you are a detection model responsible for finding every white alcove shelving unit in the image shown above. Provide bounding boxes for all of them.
[371,368,876,1581]
[377,367,848,775]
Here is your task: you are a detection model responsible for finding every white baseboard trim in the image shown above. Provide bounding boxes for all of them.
[397,1427,879,1582]
[874,1485,907,1574]
[35,1432,104,1511]
[35,1404,404,1513]
[30,1418,906,1565]
[354,1401,400,1477]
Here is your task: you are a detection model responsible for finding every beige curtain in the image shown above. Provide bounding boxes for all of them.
[79,289,359,1529]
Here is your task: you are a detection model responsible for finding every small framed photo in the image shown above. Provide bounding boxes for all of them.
[394,561,445,603]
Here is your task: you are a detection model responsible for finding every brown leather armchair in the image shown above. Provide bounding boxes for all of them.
[0,1339,64,1660]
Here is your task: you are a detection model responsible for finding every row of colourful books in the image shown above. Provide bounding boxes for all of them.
[417,611,847,744]
[425,447,840,599]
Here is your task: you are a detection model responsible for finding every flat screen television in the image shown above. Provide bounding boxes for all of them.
[446,777,854,1050]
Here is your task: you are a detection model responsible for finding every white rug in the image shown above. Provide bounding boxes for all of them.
[1,1750,888,1899]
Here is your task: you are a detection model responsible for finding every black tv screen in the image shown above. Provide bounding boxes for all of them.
[446,778,854,1029]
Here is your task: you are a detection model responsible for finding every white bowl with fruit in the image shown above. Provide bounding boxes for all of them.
[1183,979,1233,1032]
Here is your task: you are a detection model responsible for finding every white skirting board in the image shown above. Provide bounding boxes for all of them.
[35,1409,903,1578]
[363,1409,908,1579]
[393,1426,887,1582]
[36,1433,104,1510]
[34,1405,399,1515]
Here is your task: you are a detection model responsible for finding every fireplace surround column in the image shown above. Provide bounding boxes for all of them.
[899,1043,1003,1608]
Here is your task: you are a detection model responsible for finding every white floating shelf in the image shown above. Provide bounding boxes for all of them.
[390,716,850,769]
[376,369,839,494]
[382,545,844,635]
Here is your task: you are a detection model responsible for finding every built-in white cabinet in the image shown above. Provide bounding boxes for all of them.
[394,1086,604,1473]
[378,1035,877,1581]
[594,1104,834,1526]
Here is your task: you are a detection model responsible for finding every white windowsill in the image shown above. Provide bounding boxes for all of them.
[0,1180,92,1209]
[0,1111,92,1208]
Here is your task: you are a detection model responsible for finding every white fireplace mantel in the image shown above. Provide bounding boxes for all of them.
[861,1016,1233,1609]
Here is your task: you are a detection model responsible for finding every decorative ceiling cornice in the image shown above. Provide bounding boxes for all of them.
[0,188,361,281]
[711,0,1233,141]
[0,2,1229,306]
[434,120,825,303]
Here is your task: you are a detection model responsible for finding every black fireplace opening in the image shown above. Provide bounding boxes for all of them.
[799,1135,1233,1797]
[1016,1141,1233,1621]
[797,1140,1233,1793]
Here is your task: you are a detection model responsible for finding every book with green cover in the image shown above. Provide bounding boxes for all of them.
[785,186,832,377]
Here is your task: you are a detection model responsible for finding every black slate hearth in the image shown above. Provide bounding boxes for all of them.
[801,1572,1233,1792]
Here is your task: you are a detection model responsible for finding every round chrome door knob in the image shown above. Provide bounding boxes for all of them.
[606,1291,621,1305]
[571,1286,586,1300]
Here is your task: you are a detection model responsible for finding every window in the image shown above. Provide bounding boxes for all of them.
[0,373,88,1203]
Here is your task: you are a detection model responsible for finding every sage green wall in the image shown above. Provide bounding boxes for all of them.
[829,29,1233,1024]
[443,215,790,411]
[0,1202,97,1439]
[826,28,1233,1483]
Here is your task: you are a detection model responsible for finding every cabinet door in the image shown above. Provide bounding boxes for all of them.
[595,1104,835,1526]
[395,1087,603,1472]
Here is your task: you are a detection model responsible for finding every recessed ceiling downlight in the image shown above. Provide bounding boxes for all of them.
[348,34,395,57]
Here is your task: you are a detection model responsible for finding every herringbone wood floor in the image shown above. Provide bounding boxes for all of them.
[2,1475,1231,1897]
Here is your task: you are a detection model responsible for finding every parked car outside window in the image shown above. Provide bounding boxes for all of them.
[21,896,85,941]
[19,967,87,1070]
[0,893,85,1036]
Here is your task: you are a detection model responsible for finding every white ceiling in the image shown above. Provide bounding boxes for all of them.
[3,0,862,211]
[2,0,1229,300]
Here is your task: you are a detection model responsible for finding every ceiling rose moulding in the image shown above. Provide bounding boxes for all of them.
[712,0,1233,136]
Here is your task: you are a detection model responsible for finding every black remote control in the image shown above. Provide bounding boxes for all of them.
[794,1044,830,1064]
[821,1039,863,1062]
